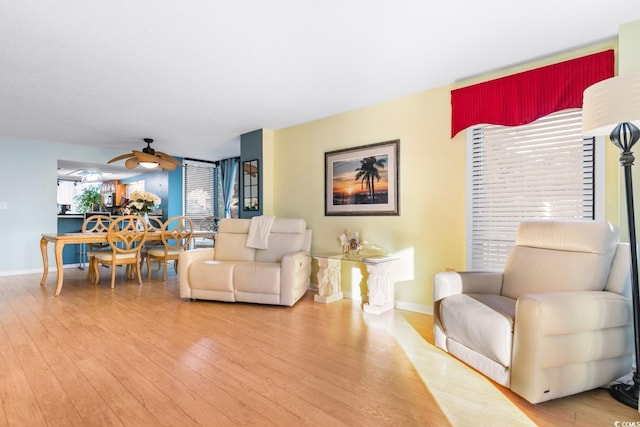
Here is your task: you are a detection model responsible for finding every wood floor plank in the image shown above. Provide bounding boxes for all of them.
[0,268,637,426]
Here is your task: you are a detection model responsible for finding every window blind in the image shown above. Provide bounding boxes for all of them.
[183,159,216,221]
[468,109,595,271]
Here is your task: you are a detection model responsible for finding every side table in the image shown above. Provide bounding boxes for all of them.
[362,256,397,314]
[313,254,343,303]
[312,253,397,314]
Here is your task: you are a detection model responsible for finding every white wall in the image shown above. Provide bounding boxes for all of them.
[0,135,126,274]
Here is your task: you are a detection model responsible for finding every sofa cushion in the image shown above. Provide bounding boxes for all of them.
[439,293,516,367]
[189,260,236,292]
[502,221,619,299]
[215,219,256,262]
[233,262,281,295]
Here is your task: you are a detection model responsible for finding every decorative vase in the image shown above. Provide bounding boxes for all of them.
[343,244,350,256]
[136,213,149,230]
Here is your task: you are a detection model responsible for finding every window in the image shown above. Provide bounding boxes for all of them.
[126,180,145,198]
[467,109,604,270]
[183,159,217,222]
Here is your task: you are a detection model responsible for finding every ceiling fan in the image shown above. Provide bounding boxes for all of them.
[107,138,182,171]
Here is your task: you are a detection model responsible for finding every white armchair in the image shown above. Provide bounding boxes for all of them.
[433,220,633,404]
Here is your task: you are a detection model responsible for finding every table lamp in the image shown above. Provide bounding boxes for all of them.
[583,72,640,409]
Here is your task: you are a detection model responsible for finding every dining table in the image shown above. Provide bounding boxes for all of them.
[40,230,213,296]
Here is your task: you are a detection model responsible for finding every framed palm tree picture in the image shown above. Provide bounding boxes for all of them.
[325,139,399,216]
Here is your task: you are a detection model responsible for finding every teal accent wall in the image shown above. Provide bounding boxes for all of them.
[240,129,263,218]
[167,158,184,219]
[121,161,183,222]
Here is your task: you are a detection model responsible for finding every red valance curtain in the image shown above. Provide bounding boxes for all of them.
[450,50,614,138]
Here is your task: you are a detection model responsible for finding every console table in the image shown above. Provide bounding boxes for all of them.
[312,253,397,314]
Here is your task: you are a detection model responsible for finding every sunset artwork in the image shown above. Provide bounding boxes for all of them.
[325,139,399,216]
[332,155,389,205]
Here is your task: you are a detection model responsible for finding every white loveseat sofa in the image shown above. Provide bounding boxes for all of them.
[434,220,633,404]
[178,217,312,306]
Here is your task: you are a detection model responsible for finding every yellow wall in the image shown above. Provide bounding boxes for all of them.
[271,37,625,313]
[262,129,276,215]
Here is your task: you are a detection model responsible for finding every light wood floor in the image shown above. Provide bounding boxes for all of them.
[0,266,638,426]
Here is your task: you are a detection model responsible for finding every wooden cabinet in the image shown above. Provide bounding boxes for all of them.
[101,180,126,207]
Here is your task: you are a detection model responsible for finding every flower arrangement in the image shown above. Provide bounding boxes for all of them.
[338,229,362,255]
[121,190,161,215]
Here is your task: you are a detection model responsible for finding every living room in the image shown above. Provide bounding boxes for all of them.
[1,4,640,425]
[2,20,638,312]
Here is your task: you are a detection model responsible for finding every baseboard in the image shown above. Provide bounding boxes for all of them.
[395,300,432,315]
[0,263,85,277]
[339,289,432,315]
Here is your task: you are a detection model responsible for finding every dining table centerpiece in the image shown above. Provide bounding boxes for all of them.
[121,191,161,220]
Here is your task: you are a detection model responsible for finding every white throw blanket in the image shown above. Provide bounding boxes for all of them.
[246,215,275,249]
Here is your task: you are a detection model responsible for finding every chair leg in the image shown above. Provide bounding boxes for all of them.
[162,260,167,281]
[92,260,100,284]
[87,256,94,282]
[136,261,143,285]
[110,262,116,289]
[139,253,146,277]
[147,256,152,278]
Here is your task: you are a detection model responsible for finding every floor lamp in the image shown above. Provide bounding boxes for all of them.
[583,73,640,409]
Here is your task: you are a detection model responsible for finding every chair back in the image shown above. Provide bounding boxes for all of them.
[502,220,620,299]
[199,216,219,233]
[161,216,193,251]
[82,214,112,233]
[146,216,164,232]
[106,215,147,254]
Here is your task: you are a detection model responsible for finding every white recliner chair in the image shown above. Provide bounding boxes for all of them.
[433,220,633,404]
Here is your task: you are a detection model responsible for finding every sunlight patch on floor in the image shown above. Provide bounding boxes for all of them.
[363,311,538,426]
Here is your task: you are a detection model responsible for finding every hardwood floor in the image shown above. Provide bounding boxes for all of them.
[0,267,638,426]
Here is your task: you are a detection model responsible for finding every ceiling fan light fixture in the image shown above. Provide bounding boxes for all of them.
[139,161,159,169]
[107,138,182,171]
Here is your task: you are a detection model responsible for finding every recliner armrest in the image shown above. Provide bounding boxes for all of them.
[515,290,631,335]
[281,250,311,272]
[511,290,633,403]
[433,271,503,302]
[280,251,312,306]
[178,248,216,299]
[179,248,215,267]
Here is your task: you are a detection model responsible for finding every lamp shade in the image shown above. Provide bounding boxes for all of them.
[582,73,640,137]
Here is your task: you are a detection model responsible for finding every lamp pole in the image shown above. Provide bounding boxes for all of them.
[609,122,640,408]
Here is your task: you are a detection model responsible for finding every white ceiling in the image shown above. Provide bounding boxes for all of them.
[2,1,640,163]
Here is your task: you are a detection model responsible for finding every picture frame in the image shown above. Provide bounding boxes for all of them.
[325,139,399,216]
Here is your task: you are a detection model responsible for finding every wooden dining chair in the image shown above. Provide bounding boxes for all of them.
[192,216,218,248]
[139,216,164,273]
[81,214,112,282]
[146,215,193,281]
[91,215,147,288]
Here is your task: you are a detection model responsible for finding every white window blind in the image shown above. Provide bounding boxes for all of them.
[183,159,216,221]
[467,109,599,271]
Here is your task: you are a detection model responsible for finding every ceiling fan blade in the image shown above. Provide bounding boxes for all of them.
[156,151,182,166]
[124,157,139,169]
[107,152,135,164]
[157,158,177,171]
[132,150,160,163]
